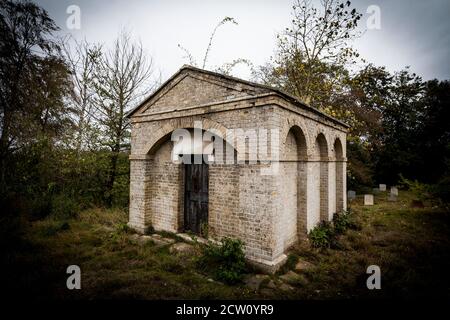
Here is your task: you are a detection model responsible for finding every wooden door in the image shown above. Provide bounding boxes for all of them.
[184,155,208,234]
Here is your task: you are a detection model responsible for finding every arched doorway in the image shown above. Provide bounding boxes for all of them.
[146,125,237,236]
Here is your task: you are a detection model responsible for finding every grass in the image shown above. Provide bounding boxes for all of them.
[3,190,450,299]
[281,190,450,299]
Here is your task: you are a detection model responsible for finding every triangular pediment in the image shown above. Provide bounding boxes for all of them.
[130,66,270,117]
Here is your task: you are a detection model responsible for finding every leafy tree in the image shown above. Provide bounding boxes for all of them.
[0,0,71,193]
[417,80,450,183]
[373,68,424,184]
[255,0,362,107]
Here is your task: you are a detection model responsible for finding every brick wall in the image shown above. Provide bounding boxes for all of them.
[128,68,348,272]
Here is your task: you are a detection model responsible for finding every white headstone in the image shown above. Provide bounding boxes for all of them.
[364,194,374,205]
[390,186,398,196]
[347,190,356,200]
[379,184,386,191]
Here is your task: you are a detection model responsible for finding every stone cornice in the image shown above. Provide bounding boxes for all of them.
[130,93,348,133]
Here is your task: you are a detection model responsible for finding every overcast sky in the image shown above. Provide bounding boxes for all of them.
[37,0,450,82]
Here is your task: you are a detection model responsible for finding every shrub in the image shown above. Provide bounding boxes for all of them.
[115,222,130,234]
[200,222,209,238]
[197,237,246,284]
[433,176,450,210]
[308,221,335,248]
[277,253,299,274]
[399,175,431,202]
[30,196,52,220]
[50,193,80,220]
[39,220,70,237]
[333,210,358,234]
[400,174,450,210]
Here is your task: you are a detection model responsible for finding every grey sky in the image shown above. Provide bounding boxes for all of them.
[37,0,450,81]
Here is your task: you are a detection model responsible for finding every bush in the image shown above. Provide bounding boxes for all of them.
[115,222,130,233]
[333,210,358,234]
[277,253,299,274]
[399,175,432,202]
[50,193,80,220]
[308,221,335,248]
[30,196,52,220]
[38,220,70,237]
[433,176,450,210]
[197,237,246,284]
[309,210,361,249]
[399,175,450,210]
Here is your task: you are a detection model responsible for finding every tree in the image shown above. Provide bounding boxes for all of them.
[61,37,102,152]
[373,68,424,184]
[255,0,362,107]
[93,30,157,206]
[417,79,450,183]
[0,0,70,191]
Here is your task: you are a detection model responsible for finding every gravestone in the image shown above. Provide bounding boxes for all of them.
[390,186,398,196]
[388,194,397,202]
[379,184,387,191]
[347,190,356,200]
[364,194,374,206]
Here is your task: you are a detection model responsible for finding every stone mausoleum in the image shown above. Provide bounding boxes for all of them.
[127,65,348,272]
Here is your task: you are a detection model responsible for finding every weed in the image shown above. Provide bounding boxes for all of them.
[277,253,299,274]
[200,222,209,238]
[197,237,246,284]
[308,221,335,248]
[115,222,130,234]
[333,210,359,234]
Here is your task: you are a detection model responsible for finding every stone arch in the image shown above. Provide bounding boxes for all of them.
[334,137,344,212]
[280,118,310,158]
[281,125,309,250]
[139,118,237,234]
[315,132,329,222]
[145,118,232,155]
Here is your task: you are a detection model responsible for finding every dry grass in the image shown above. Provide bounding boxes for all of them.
[4,190,450,300]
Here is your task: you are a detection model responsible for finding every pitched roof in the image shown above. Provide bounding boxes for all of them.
[126,65,349,128]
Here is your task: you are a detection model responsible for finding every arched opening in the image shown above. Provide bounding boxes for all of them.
[334,138,344,213]
[146,127,237,235]
[282,126,308,249]
[315,133,329,223]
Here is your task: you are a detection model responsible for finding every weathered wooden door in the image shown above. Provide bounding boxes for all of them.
[184,155,209,234]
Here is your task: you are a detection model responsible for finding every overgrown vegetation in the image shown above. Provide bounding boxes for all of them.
[0,0,157,224]
[1,0,449,300]
[3,190,449,299]
[197,237,247,284]
[253,0,450,193]
[308,221,336,249]
[400,175,450,210]
[308,210,359,248]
